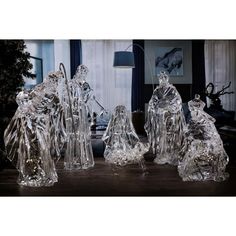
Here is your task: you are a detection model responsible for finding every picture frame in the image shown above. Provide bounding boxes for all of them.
[155,47,184,76]
[144,40,192,85]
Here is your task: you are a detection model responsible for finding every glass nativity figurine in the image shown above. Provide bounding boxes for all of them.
[102,105,149,168]
[178,94,229,182]
[145,71,186,165]
[4,71,65,187]
[60,64,106,170]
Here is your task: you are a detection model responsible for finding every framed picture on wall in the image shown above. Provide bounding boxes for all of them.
[155,47,184,76]
[145,40,192,84]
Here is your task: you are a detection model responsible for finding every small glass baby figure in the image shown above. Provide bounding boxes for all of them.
[145,71,186,165]
[178,94,229,181]
[102,105,149,168]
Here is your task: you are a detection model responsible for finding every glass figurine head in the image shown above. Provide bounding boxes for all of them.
[115,105,126,115]
[114,105,128,125]
[158,71,169,86]
[16,90,31,106]
[45,71,64,84]
[74,64,89,80]
[188,94,206,111]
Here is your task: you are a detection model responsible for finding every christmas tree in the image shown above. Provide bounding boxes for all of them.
[0,40,35,104]
[0,40,35,169]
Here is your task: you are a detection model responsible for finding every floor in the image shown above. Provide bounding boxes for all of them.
[0,157,236,196]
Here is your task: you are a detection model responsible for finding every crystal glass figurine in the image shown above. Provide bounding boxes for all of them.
[4,71,65,187]
[102,105,149,167]
[178,94,229,181]
[60,64,105,170]
[145,71,186,165]
[41,71,66,159]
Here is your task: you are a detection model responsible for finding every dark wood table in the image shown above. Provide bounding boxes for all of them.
[0,157,236,196]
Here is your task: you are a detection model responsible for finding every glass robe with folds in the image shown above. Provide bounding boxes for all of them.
[145,78,186,165]
[4,72,65,187]
[102,105,149,166]
[178,95,229,181]
[61,65,96,170]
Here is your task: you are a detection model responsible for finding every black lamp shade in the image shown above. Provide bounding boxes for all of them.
[113,51,135,68]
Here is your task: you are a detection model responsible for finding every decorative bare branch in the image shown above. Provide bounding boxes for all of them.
[205,81,234,109]
[220,91,234,95]
[218,82,234,95]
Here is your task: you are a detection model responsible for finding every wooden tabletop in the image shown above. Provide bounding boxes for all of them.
[0,157,236,196]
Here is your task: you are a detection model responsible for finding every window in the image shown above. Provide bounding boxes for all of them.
[24,40,70,88]
[82,40,132,112]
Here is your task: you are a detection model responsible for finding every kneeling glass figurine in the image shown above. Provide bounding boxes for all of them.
[178,94,229,181]
[102,105,149,169]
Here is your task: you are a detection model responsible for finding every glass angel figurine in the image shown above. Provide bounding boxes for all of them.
[145,71,186,165]
[102,105,149,167]
[60,64,106,170]
[178,94,229,182]
[4,71,65,187]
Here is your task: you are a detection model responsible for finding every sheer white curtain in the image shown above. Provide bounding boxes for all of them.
[81,40,132,113]
[205,40,236,116]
